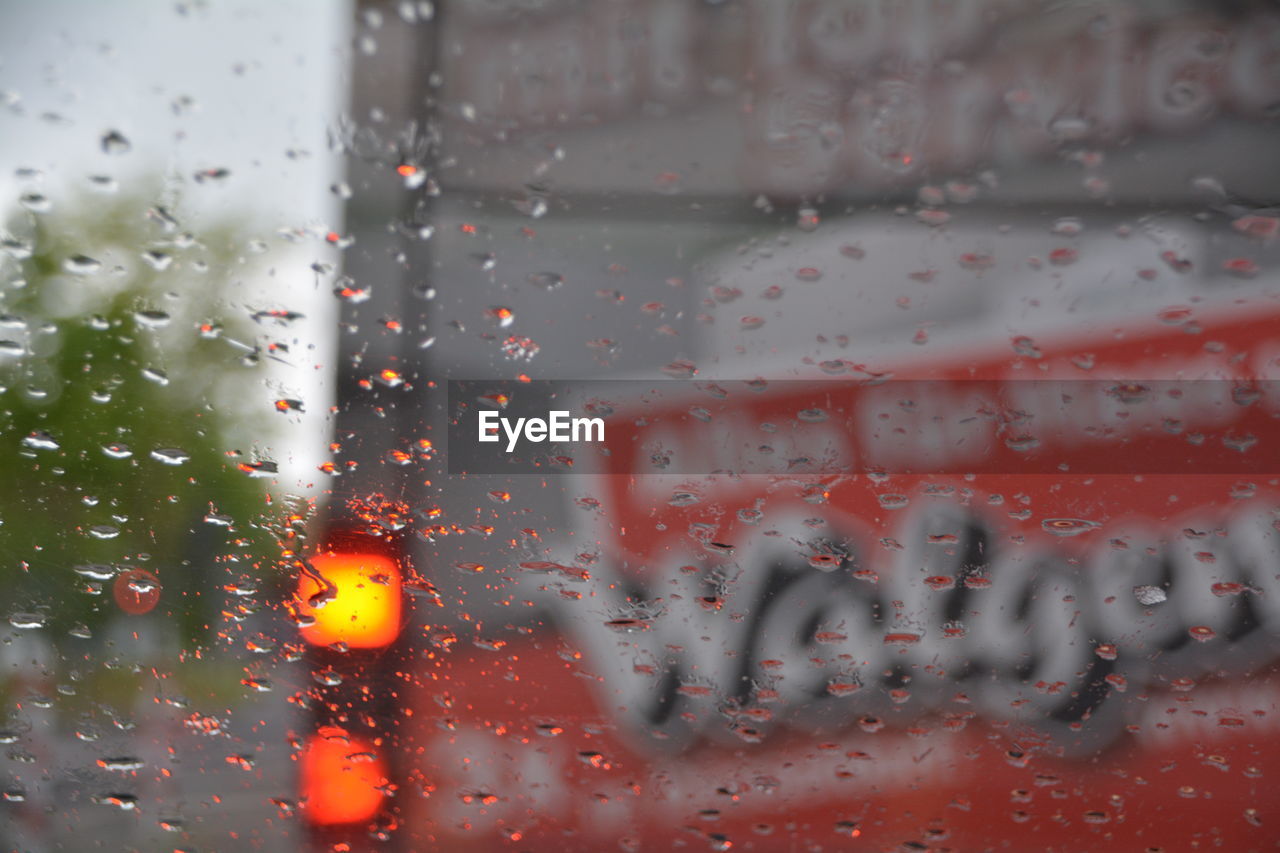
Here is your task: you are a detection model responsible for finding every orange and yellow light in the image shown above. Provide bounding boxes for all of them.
[295,551,402,648]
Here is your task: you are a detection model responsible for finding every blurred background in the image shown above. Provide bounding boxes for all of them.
[4,1,1280,851]
[0,2,348,850]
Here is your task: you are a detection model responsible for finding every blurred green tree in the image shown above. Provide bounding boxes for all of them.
[0,181,283,650]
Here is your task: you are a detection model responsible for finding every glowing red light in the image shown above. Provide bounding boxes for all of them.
[296,552,401,648]
[300,726,388,825]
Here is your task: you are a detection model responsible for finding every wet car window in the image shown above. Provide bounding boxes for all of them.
[4,2,1280,851]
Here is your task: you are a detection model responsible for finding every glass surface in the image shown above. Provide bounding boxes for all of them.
[4,2,1280,851]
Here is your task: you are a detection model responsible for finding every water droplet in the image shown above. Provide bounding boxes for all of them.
[1232,215,1279,242]
[75,564,116,581]
[1,238,33,259]
[308,665,342,686]
[1047,114,1093,141]
[485,306,515,328]
[140,367,169,385]
[1041,518,1100,537]
[193,167,230,183]
[101,130,131,154]
[662,359,697,379]
[827,678,861,698]
[141,250,172,271]
[93,793,139,810]
[668,491,700,507]
[1051,217,1083,237]
[1223,432,1258,453]
[64,254,102,274]
[604,618,650,633]
[21,431,59,451]
[238,460,279,477]
[18,193,50,213]
[1223,258,1259,279]
[513,193,547,218]
[1161,250,1193,273]
[500,335,539,361]
[958,252,995,271]
[1188,625,1217,642]
[1011,336,1042,358]
[527,271,564,290]
[884,632,922,646]
[134,309,171,328]
[334,279,371,303]
[1156,305,1192,326]
[9,612,45,630]
[1133,585,1167,606]
[150,447,190,465]
[807,553,843,572]
[1003,435,1040,452]
[917,185,946,206]
[397,163,427,189]
[1162,79,1208,113]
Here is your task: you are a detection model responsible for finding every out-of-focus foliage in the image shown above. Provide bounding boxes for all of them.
[0,182,279,647]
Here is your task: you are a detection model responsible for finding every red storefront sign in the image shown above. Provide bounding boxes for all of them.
[399,302,1280,850]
